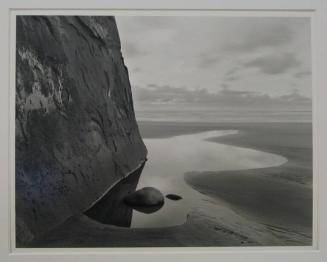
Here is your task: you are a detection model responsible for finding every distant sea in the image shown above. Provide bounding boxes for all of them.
[135,109,312,123]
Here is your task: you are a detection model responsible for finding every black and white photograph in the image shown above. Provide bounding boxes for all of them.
[15,15,312,248]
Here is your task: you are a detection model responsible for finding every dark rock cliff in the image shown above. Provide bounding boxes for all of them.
[15,16,147,246]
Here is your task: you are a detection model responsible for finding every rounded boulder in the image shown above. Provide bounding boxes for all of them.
[124,187,164,207]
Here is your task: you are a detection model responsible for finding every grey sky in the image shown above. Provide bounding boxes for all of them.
[116,16,311,114]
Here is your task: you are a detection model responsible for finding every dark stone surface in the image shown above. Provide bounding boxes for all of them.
[124,187,164,207]
[85,163,145,227]
[15,16,147,246]
[166,194,183,201]
[132,203,164,214]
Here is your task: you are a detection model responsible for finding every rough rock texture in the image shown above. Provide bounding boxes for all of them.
[15,16,147,246]
[85,163,145,227]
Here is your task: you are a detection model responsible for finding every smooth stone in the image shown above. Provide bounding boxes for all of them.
[132,203,164,214]
[124,187,164,207]
[166,194,183,201]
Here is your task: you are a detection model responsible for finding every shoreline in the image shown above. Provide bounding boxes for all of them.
[185,124,312,245]
[29,122,313,247]
[206,126,312,186]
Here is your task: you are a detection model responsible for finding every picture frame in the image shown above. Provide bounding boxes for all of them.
[0,0,326,261]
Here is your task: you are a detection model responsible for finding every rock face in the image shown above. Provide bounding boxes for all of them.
[85,163,145,227]
[15,16,147,246]
[124,187,164,207]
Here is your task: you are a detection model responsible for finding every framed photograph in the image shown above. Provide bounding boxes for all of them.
[1,0,327,261]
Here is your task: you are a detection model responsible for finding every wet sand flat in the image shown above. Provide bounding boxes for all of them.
[130,130,286,229]
[30,121,313,247]
[185,122,312,245]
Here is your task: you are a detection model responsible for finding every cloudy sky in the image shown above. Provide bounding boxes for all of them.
[116,16,312,121]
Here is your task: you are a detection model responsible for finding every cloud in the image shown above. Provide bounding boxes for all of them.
[294,70,311,78]
[279,89,311,103]
[196,18,300,69]
[221,83,230,89]
[225,66,242,78]
[122,42,147,58]
[136,84,203,105]
[131,67,141,73]
[223,75,239,82]
[133,84,311,110]
[222,19,293,53]
[243,52,301,75]
[118,16,312,106]
[198,54,221,68]
[122,16,173,30]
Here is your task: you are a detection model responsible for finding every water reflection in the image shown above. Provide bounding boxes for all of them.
[85,130,287,229]
[132,203,164,214]
[85,163,144,227]
[131,130,287,228]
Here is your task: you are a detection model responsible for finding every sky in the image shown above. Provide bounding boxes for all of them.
[116,16,312,122]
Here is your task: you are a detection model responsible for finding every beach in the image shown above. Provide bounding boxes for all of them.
[30,121,313,247]
[184,122,312,245]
